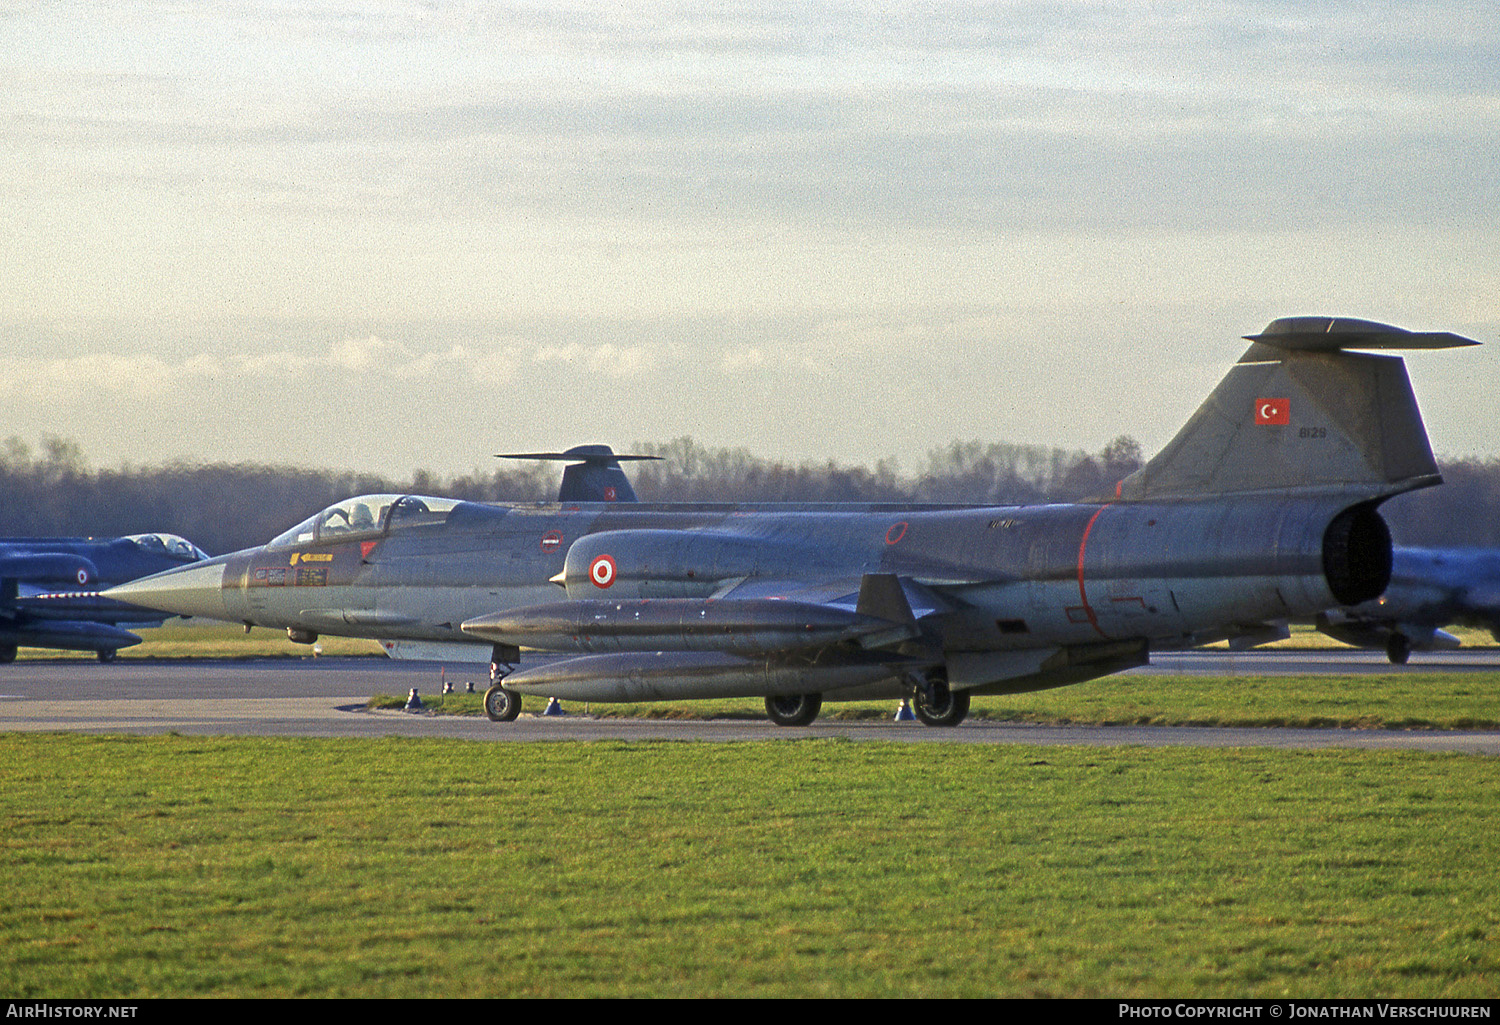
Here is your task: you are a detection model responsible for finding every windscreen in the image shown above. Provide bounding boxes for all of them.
[267,495,459,548]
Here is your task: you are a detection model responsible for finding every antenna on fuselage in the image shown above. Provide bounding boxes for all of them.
[495,445,661,503]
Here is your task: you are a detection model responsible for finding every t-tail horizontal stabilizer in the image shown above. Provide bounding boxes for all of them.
[496,444,662,503]
[1117,317,1480,503]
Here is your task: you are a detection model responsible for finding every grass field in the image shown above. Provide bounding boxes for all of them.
[7,624,1499,997]
[1,734,1497,998]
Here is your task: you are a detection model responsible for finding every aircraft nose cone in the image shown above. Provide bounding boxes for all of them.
[104,559,231,621]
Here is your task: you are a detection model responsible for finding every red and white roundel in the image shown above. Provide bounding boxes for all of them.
[76,568,90,586]
[588,554,617,588]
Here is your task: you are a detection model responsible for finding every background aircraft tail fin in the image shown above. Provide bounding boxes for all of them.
[1116,317,1479,503]
[496,445,663,503]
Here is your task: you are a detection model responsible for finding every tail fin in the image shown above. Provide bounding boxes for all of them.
[1117,317,1479,502]
[496,445,662,503]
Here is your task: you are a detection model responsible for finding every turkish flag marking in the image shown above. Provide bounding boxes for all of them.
[1254,398,1290,425]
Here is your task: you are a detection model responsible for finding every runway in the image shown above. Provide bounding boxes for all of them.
[2,648,1498,753]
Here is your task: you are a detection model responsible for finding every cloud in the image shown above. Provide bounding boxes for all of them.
[8,2,1495,236]
[0,333,532,401]
[0,351,222,403]
[531,341,665,378]
[0,2,1495,474]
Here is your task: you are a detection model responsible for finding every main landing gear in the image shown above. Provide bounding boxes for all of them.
[765,693,822,727]
[910,670,970,727]
[762,671,973,728]
[1386,633,1412,665]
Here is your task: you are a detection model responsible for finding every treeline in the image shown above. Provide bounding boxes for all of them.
[0,434,1494,555]
[627,436,1147,506]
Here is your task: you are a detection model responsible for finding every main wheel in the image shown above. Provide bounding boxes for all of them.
[1386,633,1412,665]
[912,679,970,727]
[483,684,523,722]
[0,645,15,664]
[765,693,822,727]
[97,649,117,663]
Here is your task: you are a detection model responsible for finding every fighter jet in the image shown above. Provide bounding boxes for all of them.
[1,532,209,662]
[105,317,1479,725]
[1316,546,1500,663]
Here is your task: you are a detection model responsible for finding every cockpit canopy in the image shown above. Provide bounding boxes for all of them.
[267,495,463,548]
[123,533,209,563]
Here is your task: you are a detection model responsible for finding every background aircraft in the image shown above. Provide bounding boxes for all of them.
[106,316,1478,724]
[495,444,661,504]
[1316,546,1500,662]
[0,533,209,662]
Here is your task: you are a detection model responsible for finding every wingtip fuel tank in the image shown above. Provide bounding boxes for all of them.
[497,650,915,704]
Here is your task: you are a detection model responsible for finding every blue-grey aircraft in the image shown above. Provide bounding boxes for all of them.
[1315,546,1500,663]
[105,317,1479,725]
[1,533,209,662]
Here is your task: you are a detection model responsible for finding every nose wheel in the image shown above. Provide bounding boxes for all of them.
[483,684,522,722]
[485,645,522,722]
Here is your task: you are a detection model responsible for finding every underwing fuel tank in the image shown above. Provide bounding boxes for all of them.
[461,598,896,654]
[499,650,910,702]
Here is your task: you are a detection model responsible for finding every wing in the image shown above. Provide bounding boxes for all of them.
[460,572,944,702]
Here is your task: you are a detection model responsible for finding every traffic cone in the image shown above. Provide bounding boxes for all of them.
[405,688,423,712]
[893,699,916,722]
[543,697,566,716]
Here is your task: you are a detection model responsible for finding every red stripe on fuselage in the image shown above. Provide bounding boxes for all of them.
[1076,504,1113,639]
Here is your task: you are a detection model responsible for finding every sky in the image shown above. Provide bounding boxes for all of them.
[2,1,1497,480]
